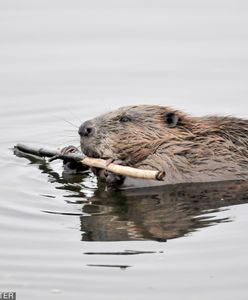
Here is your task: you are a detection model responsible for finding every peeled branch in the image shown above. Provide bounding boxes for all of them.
[14,143,165,181]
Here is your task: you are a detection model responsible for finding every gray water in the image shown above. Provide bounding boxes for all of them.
[1,1,248,299]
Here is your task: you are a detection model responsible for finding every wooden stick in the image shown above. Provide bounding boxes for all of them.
[14,143,165,181]
[81,157,165,180]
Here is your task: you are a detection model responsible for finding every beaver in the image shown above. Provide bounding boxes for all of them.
[72,105,248,189]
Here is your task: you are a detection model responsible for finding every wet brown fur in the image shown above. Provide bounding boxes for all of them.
[80,105,248,185]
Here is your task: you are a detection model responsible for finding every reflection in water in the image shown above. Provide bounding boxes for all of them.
[14,149,248,243]
[87,264,131,269]
[84,250,157,255]
[81,181,248,242]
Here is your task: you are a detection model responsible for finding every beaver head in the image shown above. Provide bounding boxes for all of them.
[78,105,186,162]
[79,105,248,184]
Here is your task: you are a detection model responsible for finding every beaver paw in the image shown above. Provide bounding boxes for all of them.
[61,145,89,174]
[104,159,126,190]
[60,145,80,155]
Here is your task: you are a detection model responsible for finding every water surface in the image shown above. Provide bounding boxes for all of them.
[1,1,248,299]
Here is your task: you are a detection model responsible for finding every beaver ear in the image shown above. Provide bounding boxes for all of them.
[165,112,179,128]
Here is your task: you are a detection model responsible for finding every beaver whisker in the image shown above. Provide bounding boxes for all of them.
[56,116,79,129]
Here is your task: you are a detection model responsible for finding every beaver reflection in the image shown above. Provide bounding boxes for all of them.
[81,180,248,242]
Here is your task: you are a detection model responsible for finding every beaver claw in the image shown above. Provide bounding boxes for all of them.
[104,159,126,190]
[60,145,80,155]
[61,145,89,174]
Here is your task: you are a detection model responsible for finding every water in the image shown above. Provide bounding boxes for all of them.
[1,1,248,299]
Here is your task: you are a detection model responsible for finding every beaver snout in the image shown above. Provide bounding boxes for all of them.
[78,121,95,138]
[79,120,100,158]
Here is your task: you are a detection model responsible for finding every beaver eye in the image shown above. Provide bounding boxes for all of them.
[119,116,131,123]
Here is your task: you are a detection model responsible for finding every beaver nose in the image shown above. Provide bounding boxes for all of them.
[78,121,94,137]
